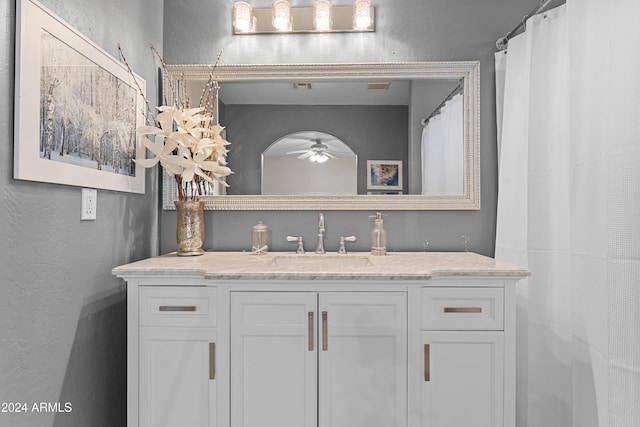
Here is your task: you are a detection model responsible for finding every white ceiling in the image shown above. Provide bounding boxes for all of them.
[218,80,412,105]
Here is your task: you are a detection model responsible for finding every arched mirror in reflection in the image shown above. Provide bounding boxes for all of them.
[262,131,357,195]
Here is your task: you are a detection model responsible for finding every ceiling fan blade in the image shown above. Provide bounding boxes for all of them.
[284,136,341,144]
[297,151,314,159]
[324,152,338,159]
[285,149,311,155]
[286,136,316,141]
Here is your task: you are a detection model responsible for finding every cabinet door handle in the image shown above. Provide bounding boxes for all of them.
[424,344,430,382]
[322,311,328,351]
[308,312,314,351]
[443,307,482,313]
[209,343,215,380]
[159,305,197,312]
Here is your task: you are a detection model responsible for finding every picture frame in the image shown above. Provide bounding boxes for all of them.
[14,0,147,194]
[366,160,403,191]
[367,190,403,195]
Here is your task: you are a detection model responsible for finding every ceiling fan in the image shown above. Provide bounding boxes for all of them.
[285,138,338,163]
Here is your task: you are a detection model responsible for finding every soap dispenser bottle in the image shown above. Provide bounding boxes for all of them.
[370,212,387,256]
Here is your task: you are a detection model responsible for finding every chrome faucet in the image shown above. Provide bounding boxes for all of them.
[315,213,326,254]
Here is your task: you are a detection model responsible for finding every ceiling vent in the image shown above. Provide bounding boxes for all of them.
[292,82,313,89]
[367,82,390,90]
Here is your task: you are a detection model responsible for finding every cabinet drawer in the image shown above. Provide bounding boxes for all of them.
[420,287,503,330]
[139,286,217,327]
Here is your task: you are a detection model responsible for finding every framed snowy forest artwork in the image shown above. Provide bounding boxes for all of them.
[14,0,146,193]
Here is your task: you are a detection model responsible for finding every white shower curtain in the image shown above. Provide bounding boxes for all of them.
[495,1,640,426]
[421,93,463,195]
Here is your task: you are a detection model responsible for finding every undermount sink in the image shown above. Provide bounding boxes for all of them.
[269,254,374,269]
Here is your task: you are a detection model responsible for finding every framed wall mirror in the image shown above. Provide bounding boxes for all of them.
[161,62,480,210]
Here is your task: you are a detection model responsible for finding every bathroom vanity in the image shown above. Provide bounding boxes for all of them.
[113,251,528,427]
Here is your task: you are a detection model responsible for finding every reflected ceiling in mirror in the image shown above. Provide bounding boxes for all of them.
[162,62,480,210]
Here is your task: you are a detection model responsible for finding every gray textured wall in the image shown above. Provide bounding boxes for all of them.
[0,0,162,426]
[161,0,540,256]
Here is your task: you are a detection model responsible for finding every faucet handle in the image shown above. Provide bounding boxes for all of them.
[337,235,357,254]
[286,236,305,254]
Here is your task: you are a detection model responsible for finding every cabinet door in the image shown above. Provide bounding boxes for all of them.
[230,292,317,427]
[420,331,504,427]
[319,292,407,427]
[138,327,217,427]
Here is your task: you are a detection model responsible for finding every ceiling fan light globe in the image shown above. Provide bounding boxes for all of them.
[310,152,329,163]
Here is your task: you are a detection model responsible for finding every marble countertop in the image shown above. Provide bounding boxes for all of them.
[112,251,530,281]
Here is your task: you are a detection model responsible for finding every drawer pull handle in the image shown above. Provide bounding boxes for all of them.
[158,305,197,312]
[209,343,215,380]
[444,307,482,313]
[322,311,328,351]
[424,344,430,382]
[308,312,314,351]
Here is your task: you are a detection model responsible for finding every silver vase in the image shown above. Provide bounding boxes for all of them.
[174,200,205,256]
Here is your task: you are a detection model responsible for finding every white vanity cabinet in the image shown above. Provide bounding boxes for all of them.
[412,283,514,427]
[419,331,504,426]
[230,291,407,427]
[114,252,526,427]
[131,284,223,427]
[230,292,317,427]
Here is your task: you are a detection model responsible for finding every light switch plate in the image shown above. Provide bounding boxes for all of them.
[81,188,97,220]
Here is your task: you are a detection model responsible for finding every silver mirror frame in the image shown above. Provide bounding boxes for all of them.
[162,61,480,210]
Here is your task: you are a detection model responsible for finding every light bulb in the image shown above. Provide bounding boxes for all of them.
[310,152,329,163]
[313,0,333,31]
[233,2,253,32]
[353,0,373,30]
[272,0,292,31]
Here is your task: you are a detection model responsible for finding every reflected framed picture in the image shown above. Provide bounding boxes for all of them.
[367,160,403,191]
[367,190,403,195]
[14,0,146,193]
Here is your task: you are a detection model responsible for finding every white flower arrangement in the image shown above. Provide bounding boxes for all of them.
[136,106,232,200]
[119,46,232,201]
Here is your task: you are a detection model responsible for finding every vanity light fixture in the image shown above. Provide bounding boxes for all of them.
[232,0,374,34]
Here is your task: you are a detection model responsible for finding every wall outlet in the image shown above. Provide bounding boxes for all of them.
[81,188,97,220]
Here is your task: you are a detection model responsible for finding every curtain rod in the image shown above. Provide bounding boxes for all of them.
[421,82,463,127]
[496,0,554,51]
